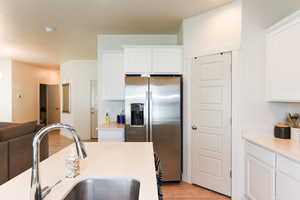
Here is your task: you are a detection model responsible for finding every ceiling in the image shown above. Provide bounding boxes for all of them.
[0,0,231,68]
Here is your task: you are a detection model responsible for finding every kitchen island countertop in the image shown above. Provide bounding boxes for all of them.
[0,142,158,200]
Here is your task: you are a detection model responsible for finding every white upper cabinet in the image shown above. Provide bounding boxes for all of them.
[152,47,183,74]
[124,47,152,74]
[124,46,183,75]
[266,11,300,102]
[101,50,124,100]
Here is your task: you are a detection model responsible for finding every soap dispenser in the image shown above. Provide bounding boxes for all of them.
[105,112,111,125]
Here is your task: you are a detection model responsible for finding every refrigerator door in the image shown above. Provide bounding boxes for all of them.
[125,76,149,142]
[150,76,182,181]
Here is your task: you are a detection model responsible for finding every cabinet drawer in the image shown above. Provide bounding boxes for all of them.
[246,142,276,167]
[277,155,300,181]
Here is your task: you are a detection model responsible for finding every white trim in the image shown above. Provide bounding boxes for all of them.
[231,50,244,200]
[266,9,300,33]
[182,57,192,183]
[184,45,240,59]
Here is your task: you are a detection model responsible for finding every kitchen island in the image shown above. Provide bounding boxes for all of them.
[0,142,158,200]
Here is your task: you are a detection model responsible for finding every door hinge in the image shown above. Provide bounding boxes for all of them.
[230,170,232,178]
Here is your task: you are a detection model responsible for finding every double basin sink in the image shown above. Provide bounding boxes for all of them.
[63,177,140,200]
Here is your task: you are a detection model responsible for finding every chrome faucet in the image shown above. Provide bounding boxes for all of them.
[30,123,87,200]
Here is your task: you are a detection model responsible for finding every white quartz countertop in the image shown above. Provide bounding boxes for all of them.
[0,142,158,200]
[244,135,300,163]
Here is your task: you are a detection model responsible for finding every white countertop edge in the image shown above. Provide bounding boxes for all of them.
[243,135,300,164]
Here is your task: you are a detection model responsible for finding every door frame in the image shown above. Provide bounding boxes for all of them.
[37,81,61,125]
[183,50,242,199]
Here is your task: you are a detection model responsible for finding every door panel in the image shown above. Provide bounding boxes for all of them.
[125,77,148,142]
[191,53,231,196]
[47,85,60,124]
[150,76,182,181]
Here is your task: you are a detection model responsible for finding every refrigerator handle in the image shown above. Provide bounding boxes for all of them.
[149,91,153,142]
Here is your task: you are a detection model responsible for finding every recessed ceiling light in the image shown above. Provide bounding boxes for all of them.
[45,26,55,32]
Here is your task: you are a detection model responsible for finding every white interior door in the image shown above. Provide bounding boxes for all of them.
[47,84,60,124]
[191,53,232,196]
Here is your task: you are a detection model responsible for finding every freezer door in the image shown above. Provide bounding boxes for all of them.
[125,76,149,142]
[150,76,182,181]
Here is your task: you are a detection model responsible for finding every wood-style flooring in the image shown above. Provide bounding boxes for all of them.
[48,131,230,200]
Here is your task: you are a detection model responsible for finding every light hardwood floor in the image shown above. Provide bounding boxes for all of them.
[48,131,230,200]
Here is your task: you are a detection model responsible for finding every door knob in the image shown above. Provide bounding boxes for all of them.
[192,125,197,130]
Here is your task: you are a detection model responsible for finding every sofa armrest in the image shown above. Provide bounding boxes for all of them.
[0,142,8,185]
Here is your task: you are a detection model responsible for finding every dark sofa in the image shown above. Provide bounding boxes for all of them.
[0,121,48,185]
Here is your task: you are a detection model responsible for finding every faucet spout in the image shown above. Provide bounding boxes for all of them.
[30,123,87,200]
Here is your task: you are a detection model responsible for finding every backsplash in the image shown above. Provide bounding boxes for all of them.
[99,100,124,123]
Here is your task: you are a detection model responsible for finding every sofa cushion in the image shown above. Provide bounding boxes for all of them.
[0,121,37,142]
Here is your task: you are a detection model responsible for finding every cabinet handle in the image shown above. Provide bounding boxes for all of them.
[192,125,197,130]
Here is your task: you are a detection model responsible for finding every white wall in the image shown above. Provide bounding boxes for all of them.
[238,1,300,199]
[241,0,300,136]
[60,60,97,140]
[11,60,60,123]
[181,1,242,193]
[183,1,241,58]
[183,1,300,199]
[97,34,178,123]
[0,59,12,122]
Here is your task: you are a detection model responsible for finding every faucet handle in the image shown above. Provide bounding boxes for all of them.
[41,186,51,199]
[41,179,62,199]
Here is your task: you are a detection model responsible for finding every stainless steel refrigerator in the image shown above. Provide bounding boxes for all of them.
[125,75,182,182]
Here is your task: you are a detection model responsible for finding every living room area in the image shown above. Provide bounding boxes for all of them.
[0,59,61,184]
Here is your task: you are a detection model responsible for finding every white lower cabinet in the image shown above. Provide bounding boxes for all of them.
[245,141,300,200]
[245,142,275,200]
[98,128,124,142]
[276,171,300,200]
[246,155,275,200]
[276,154,300,200]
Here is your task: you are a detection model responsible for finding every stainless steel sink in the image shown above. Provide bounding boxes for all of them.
[63,178,140,200]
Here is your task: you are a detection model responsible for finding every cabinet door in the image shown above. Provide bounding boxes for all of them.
[266,16,300,102]
[152,47,183,74]
[245,154,275,200]
[124,48,151,74]
[98,129,124,142]
[276,171,300,200]
[102,51,124,100]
